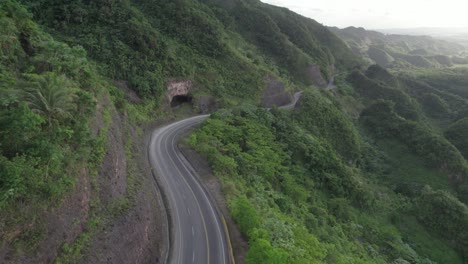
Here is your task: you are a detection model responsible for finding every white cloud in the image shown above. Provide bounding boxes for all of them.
[260,0,468,29]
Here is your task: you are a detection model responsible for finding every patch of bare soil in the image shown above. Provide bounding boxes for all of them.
[113,80,141,104]
[81,181,164,264]
[306,64,328,88]
[262,75,293,108]
[80,95,167,264]
[100,103,128,206]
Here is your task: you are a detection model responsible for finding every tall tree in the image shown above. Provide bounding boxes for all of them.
[21,73,76,127]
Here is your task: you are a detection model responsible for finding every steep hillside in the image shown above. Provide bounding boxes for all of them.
[1,0,467,263]
[0,1,165,263]
[19,0,360,103]
[0,0,360,262]
[191,86,468,263]
[188,63,468,263]
[188,27,468,264]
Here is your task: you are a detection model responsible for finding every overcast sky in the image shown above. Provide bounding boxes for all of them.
[260,0,468,29]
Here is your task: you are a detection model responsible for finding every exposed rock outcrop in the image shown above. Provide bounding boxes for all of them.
[113,80,141,104]
[261,75,292,108]
[306,64,328,88]
[82,93,166,264]
[167,80,193,103]
[0,167,91,264]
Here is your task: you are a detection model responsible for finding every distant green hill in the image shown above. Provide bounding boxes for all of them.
[330,26,467,69]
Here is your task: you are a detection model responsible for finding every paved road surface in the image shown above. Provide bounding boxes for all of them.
[282,91,303,110]
[148,92,302,264]
[149,115,230,264]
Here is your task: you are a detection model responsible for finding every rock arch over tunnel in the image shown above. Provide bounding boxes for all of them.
[167,80,193,106]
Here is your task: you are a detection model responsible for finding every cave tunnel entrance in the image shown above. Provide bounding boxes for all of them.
[171,94,193,107]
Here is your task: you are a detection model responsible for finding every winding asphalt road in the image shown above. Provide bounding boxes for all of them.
[148,92,302,264]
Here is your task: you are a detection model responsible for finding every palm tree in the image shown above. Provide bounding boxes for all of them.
[21,73,77,126]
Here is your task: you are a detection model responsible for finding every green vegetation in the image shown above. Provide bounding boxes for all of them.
[445,117,468,159]
[0,0,147,260]
[1,0,467,262]
[186,26,468,261]
[0,0,98,212]
[294,91,362,162]
[347,67,420,120]
[372,140,452,194]
[17,0,362,103]
[360,100,467,182]
[350,64,468,204]
[415,187,468,253]
[367,46,394,66]
[1,0,360,260]
[190,97,467,263]
[331,26,467,69]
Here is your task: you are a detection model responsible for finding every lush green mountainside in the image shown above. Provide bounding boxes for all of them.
[0,1,131,262]
[1,0,467,263]
[19,0,360,102]
[0,0,98,216]
[191,87,468,263]
[330,26,468,69]
[190,65,468,263]
[0,0,360,261]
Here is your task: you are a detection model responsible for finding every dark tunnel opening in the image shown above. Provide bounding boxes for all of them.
[171,94,193,107]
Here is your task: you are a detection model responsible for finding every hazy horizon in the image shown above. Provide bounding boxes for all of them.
[260,0,468,30]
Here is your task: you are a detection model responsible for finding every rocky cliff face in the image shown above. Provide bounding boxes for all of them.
[0,168,91,263]
[261,75,293,108]
[0,92,167,264]
[81,94,167,264]
[306,64,331,88]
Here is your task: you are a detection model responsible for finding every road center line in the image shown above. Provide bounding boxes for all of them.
[166,122,212,263]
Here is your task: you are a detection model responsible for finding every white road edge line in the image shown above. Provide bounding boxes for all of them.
[171,119,227,264]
